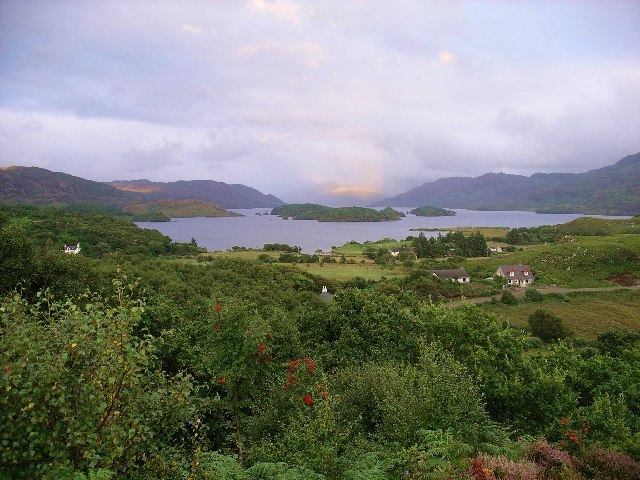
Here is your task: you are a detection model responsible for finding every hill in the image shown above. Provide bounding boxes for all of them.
[371,153,640,215]
[110,179,284,209]
[0,166,285,210]
[0,166,136,206]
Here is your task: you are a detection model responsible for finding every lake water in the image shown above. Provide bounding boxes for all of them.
[136,209,629,253]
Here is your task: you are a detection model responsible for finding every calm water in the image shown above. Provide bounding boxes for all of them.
[136,209,628,253]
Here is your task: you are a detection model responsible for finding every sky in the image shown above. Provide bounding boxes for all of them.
[1,0,639,205]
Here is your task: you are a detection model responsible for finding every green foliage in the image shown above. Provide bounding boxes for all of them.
[528,309,572,341]
[0,204,175,257]
[523,288,544,302]
[332,351,490,448]
[412,231,487,259]
[0,286,195,478]
[500,290,519,305]
[271,204,404,222]
[408,206,456,217]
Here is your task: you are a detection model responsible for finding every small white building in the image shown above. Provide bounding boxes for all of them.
[63,243,81,254]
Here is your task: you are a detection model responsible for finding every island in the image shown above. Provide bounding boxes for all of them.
[125,199,241,221]
[409,205,456,217]
[270,203,405,222]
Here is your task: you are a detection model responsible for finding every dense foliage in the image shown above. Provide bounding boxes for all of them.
[271,204,405,222]
[409,206,456,217]
[412,231,488,258]
[1,207,640,478]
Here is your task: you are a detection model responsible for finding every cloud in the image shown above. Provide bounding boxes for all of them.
[247,0,301,24]
[1,1,639,203]
[181,24,204,35]
[235,41,327,67]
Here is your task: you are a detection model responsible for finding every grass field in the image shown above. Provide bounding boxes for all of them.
[481,289,640,340]
[294,262,407,281]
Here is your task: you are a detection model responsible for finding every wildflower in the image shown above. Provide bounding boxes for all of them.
[304,394,313,406]
[217,378,226,384]
[561,417,568,424]
[215,325,222,333]
[215,303,221,313]
[258,344,267,351]
[322,391,328,399]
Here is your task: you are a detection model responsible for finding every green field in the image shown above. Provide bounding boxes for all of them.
[294,262,406,280]
[482,289,640,340]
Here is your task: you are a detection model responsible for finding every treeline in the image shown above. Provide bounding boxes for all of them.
[271,204,404,222]
[412,231,488,258]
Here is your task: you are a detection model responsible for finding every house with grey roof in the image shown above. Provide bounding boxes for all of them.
[495,265,535,287]
[430,269,470,283]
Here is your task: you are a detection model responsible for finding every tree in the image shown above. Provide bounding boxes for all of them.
[528,309,571,342]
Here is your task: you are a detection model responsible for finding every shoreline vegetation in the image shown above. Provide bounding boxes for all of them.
[270,203,405,222]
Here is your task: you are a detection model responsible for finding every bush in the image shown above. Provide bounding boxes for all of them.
[523,288,544,302]
[501,290,519,305]
[528,309,571,342]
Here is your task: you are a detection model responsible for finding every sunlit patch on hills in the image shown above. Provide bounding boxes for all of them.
[325,185,382,199]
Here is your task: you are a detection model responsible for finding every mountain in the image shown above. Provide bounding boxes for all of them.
[0,166,285,209]
[109,179,284,209]
[0,166,135,205]
[370,153,640,215]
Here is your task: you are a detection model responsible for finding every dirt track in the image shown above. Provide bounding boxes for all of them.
[443,285,640,308]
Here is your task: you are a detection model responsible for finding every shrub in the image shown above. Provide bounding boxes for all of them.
[523,288,544,302]
[501,290,518,305]
[528,309,571,342]
[576,447,640,480]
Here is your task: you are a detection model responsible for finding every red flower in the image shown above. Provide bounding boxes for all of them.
[217,378,226,384]
[561,417,568,424]
[215,325,222,333]
[304,394,313,406]
[215,303,221,313]
[322,391,328,399]
[258,344,267,351]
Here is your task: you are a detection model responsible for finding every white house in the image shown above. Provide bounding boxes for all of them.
[495,265,534,287]
[63,243,81,254]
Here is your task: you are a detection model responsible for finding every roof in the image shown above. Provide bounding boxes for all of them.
[430,269,470,279]
[497,265,534,280]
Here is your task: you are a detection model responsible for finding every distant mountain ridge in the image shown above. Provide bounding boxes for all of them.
[109,179,284,209]
[370,153,640,215]
[0,166,284,209]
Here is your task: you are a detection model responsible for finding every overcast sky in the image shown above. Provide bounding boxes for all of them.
[1,0,639,204]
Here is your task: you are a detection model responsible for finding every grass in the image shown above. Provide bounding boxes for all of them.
[464,234,640,288]
[481,289,640,340]
[294,262,407,281]
[333,239,411,256]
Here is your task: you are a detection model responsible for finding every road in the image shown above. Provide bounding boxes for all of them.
[443,285,640,308]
